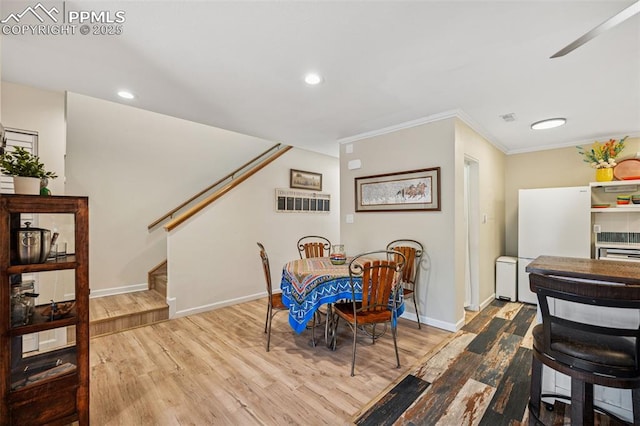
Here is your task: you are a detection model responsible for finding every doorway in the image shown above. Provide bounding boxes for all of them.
[464,157,480,311]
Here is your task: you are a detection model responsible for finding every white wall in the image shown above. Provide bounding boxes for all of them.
[168,148,340,316]
[340,118,458,330]
[65,92,282,294]
[339,117,506,331]
[1,82,66,195]
[457,119,506,310]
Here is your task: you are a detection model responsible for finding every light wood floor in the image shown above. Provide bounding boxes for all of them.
[90,298,451,425]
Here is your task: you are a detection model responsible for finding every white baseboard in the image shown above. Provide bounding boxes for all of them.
[172,292,266,318]
[480,294,495,310]
[89,283,148,298]
[401,311,458,332]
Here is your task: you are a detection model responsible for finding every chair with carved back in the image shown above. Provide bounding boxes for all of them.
[528,272,640,425]
[331,250,406,376]
[386,239,424,329]
[297,235,331,259]
[257,242,289,352]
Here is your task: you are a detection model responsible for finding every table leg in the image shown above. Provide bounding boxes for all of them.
[325,304,338,350]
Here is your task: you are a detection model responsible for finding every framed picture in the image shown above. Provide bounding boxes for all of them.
[275,189,330,213]
[355,167,441,212]
[290,169,322,191]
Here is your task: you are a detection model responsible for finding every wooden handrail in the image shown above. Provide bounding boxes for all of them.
[148,143,287,231]
[163,145,292,232]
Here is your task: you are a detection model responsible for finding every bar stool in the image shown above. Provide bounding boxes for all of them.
[528,273,640,425]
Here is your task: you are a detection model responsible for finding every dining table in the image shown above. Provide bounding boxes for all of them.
[279,256,405,336]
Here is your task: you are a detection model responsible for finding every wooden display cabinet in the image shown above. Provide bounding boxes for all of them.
[0,195,89,425]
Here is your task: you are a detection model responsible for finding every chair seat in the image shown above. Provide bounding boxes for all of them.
[271,293,287,310]
[403,288,414,297]
[334,302,392,324]
[533,324,639,373]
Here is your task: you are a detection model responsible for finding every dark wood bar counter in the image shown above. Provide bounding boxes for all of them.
[525,255,640,285]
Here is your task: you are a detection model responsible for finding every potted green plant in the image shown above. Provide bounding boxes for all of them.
[0,147,57,194]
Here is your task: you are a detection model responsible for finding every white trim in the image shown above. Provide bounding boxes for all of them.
[336,109,509,154]
[338,109,460,145]
[480,294,495,310]
[418,314,460,332]
[172,292,266,318]
[168,296,176,318]
[89,283,148,298]
[507,131,640,155]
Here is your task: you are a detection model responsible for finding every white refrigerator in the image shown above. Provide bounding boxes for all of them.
[517,186,591,303]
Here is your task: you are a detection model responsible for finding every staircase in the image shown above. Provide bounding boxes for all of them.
[89,262,169,338]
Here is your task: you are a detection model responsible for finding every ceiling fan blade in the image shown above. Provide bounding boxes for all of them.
[551,1,640,58]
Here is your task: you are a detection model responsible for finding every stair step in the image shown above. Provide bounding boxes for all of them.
[148,262,168,298]
[90,290,169,338]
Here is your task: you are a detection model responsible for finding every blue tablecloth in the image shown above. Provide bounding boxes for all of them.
[280,257,404,334]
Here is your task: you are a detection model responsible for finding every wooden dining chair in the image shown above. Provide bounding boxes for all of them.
[257,242,289,352]
[331,250,406,376]
[297,235,331,259]
[386,239,425,329]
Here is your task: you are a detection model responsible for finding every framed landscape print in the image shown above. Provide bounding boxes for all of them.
[290,169,322,191]
[355,167,440,212]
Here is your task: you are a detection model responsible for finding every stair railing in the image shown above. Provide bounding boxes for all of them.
[148,143,291,232]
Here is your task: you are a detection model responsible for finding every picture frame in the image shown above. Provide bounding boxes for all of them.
[355,167,441,212]
[290,169,322,191]
[275,189,330,213]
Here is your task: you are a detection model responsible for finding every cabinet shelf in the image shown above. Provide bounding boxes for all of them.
[10,302,77,336]
[9,346,77,392]
[591,206,640,213]
[7,255,77,274]
[590,179,640,188]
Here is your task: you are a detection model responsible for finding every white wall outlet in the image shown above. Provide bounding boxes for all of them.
[346,214,354,224]
[345,144,353,154]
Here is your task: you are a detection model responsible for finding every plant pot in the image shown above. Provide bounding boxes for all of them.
[595,168,614,182]
[12,176,41,195]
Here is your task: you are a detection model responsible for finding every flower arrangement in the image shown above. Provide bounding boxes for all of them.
[577,136,628,168]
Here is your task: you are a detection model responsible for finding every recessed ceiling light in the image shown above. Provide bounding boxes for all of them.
[117,90,135,100]
[531,118,566,130]
[304,73,323,85]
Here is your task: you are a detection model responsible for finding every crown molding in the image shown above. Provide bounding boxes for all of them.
[337,109,508,153]
[507,131,640,155]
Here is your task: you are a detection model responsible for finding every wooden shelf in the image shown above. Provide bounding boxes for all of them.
[10,302,77,337]
[7,255,77,274]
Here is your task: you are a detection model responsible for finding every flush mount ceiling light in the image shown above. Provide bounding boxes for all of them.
[304,73,323,85]
[117,90,135,100]
[530,118,566,130]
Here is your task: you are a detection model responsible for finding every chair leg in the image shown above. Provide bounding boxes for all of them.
[632,388,640,426]
[266,308,273,352]
[529,356,542,425]
[350,321,357,377]
[570,378,594,426]
[264,304,270,334]
[412,295,421,329]
[391,321,400,368]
